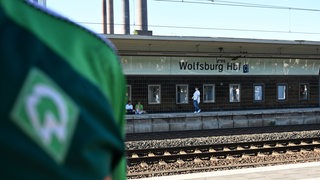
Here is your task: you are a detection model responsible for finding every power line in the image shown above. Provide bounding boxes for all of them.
[148,24,320,35]
[154,0,320,12]
[78,21,320,36]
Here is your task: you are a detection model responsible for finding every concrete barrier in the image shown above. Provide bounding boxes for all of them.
[125,108,320,134]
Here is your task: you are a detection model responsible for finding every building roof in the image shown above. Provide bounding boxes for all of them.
[105,34,320,59]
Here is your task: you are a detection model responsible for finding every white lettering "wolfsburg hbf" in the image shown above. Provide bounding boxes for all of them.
[179,62,224,72]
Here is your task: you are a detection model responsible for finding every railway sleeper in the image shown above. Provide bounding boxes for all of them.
[291,141,302,145]
[215,155,227,159]
[244,152,258,156]
[272,152,283,155]
[301,148,313,152]
[274,150,287,154]
[227,146,237,150]
[181,157,194,162]
[194,158,203,163]
[213,147,224,151]
[170,150,179,154]
[265,143,276,147]
[164,159,176,163]
[257,152,268,156]
[242,154,253,158]
[231,154,242,158]
[279,142,289,146]
[177,159,185,164]
[179,151,187,154]
[313,140,320,144]
[154,151,164,156]
[253,144,263,148]
[146,159,159,164]
[199,148,209,152]
[131,153,139,158]
[185,149,195,153]
[300,142,309,145]
[140,162,148,168]
[226,155,235,159]
[148,153,155,157]
[241,145,251,149]
[276,143,286,147]
[288,143,299,146]
[200,156,210,160]
[237,146,248,150]
[158,160,167,165]
[288,148,301,153]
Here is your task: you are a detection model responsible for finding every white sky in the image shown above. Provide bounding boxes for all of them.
[46,0,320,41]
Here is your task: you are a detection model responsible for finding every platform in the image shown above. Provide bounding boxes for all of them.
[126,108,320,134]
[134,161,320,180]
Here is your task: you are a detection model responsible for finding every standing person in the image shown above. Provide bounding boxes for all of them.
[0,1,126,180]
[192,87,201,113]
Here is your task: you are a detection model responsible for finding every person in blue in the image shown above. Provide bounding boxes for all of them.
[192,87,201,113]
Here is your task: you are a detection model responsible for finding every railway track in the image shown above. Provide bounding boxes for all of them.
[127,137,320,166]
[127,157,320,178]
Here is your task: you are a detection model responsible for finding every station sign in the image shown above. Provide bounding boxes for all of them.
[120,56,320,75]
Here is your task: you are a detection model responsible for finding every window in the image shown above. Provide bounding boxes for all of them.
[148,85,161,104]
[176,84,188,104]
[277,84,287,100]
[203,84,215,103]
[299,83,309,100]
[126,85,131,101]
[229,84,240,102]
[253,84,264,101]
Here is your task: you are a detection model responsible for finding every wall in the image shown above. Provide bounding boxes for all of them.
[126,108,320,134]
[126,75,319,113]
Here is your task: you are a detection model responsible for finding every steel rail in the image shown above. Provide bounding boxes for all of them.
[127,157,320,178]
[127,137,320,166]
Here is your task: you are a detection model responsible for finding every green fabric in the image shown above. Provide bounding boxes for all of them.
[135,104,144,110]
[0,0,126,179]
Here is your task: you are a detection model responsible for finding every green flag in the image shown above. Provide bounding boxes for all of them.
[0,0,126,179]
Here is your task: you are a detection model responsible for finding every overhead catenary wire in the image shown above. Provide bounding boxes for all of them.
[154,0,320,12]
[78,22,320,36]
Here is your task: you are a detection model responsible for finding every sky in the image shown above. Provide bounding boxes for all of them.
[46,0,320,41]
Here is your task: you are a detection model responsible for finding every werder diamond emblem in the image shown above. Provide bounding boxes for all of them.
[11,68,79,164]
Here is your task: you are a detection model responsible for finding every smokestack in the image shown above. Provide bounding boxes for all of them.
[136,0,147,31]
[107,0,114,34]
[102,0,107,34]
[123,0,130,34]
[135,0,152,35]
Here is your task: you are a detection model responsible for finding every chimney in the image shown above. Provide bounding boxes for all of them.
[102,0,107,34]
[123,0,130,34]
[107,0,114,34]
[135,0,152,35]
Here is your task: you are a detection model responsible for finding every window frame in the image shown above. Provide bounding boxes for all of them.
[176,84,189,104]
[299,83,309,101]
[229,84,241,103]
[148,84,161,104]
[203,84,215,103]
[277,83,287,101]
[126,85,132,102]
[253,83,264,102]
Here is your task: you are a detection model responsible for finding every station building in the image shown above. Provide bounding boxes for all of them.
[106,35,320,113]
